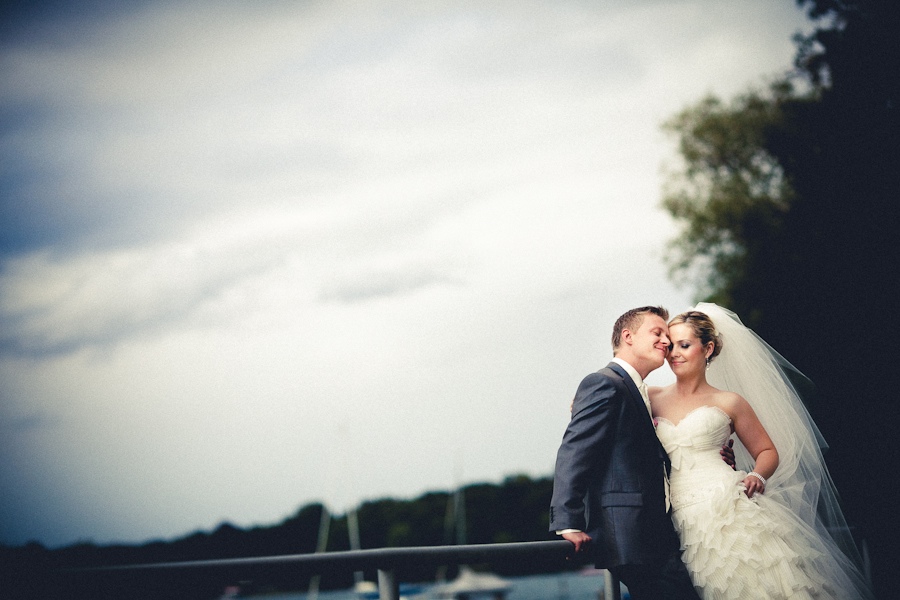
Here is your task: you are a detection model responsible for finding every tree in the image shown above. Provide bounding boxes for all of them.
[661,83,796,317]
[661,1,898,595]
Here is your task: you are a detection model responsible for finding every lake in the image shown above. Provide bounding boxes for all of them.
[240,570,626,600]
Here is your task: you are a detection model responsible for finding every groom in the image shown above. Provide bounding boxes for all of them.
[549,306,700,600]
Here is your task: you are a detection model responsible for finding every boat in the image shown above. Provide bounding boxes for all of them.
[355,580,428,599]
[428,565,511,599]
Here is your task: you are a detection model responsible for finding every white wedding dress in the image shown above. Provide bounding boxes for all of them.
[656,405,866,599]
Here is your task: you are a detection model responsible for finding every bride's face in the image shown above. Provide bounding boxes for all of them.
[667,323,711,376]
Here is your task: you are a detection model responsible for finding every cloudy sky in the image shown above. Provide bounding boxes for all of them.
[0,0,812,549]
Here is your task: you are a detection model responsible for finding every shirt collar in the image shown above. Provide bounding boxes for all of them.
[611,357,644,389]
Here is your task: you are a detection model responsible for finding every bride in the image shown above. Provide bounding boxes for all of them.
[649,304,873,599]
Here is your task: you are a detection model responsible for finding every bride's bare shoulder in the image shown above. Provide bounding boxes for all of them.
[648,383,675,401]
[712,388,747,412]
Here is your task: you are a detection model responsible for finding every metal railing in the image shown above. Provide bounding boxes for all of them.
[64,540,623,600]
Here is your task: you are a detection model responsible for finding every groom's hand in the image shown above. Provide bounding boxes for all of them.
[720,438,736,469]
[562,531,592,555]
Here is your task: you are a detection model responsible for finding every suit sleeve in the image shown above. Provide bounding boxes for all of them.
[548,373,618,533]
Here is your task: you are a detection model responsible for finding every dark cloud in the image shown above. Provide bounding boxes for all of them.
[319,265,460,304]
[0,411,58,434]
[0,0,151,45]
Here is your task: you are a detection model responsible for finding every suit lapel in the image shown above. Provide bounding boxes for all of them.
[606,362,671,465]
[606,362,648,415]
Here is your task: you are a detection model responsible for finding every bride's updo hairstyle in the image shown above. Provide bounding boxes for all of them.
[669,310,723,363]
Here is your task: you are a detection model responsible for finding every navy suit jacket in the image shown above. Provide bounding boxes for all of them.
[549,362,680,568]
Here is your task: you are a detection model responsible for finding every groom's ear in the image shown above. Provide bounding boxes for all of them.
[621,328,633,345]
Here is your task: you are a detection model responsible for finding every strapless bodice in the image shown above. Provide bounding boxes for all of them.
[655,405,738,510]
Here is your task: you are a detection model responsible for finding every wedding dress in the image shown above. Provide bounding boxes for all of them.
[654,304,873,599]
[657,406,860,598]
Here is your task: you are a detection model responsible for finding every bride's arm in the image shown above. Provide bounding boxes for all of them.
[729,393,779,498]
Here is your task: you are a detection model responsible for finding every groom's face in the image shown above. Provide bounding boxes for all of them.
[628,314,671,372]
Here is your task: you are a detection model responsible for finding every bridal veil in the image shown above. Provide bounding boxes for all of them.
[695,302,872,596]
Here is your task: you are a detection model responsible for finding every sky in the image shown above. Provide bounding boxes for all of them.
[0,0,813,549]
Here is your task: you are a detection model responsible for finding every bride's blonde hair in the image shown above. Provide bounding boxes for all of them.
[669,310,723,363]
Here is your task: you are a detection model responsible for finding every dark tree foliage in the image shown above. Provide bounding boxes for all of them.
[0,475,558,600]
[663,1,898,596]
[662,83,796,308]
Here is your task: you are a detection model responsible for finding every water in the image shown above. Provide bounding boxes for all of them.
[240,570,626,600]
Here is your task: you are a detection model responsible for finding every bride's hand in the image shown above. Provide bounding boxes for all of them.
[742,472,766,498]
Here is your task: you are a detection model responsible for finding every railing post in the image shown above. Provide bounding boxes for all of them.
[604,569,621,600]
[378,568,399,600]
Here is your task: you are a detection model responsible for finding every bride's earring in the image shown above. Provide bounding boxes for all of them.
[706,357,711,370]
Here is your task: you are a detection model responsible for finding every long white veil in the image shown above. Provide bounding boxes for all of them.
[695,303,871,592]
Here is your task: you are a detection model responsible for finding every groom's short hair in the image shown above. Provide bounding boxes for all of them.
[612,305,669,351]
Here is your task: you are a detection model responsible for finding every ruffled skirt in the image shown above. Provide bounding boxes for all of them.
[671,470,864,599]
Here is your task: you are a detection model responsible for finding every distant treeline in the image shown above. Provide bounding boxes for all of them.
[1,474,566,599]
